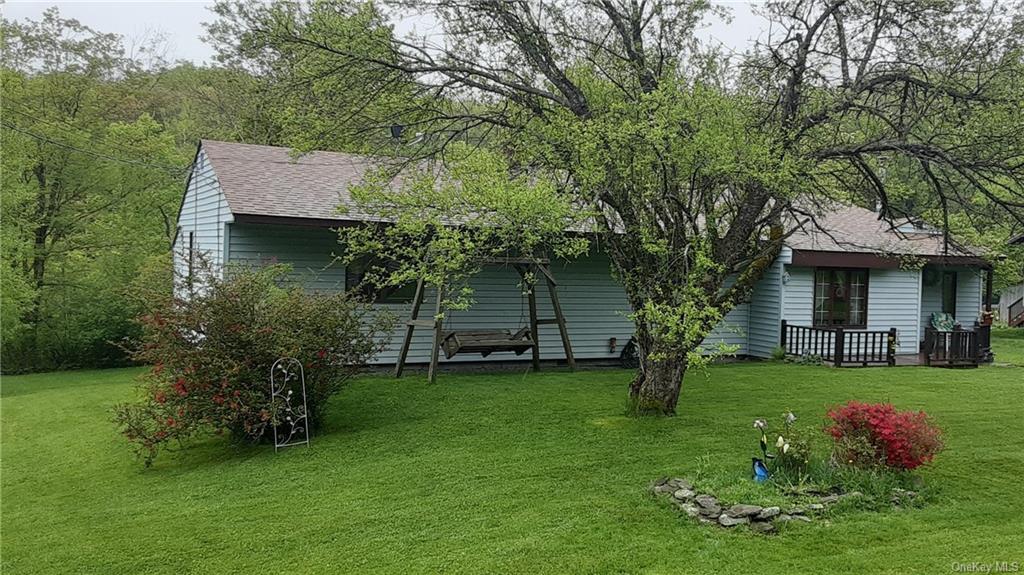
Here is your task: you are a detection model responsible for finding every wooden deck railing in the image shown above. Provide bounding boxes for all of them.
[780,322,836,362]
[923,325,989,367]
[780,321,896,367]
[977,323,992,362]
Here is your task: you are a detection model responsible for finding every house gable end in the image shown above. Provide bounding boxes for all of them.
[173,145,234,277]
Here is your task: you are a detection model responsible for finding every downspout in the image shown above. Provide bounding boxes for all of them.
[984,268,994,314]
[916,267,924,351]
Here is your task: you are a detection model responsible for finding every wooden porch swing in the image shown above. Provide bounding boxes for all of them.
[393,257,576,383]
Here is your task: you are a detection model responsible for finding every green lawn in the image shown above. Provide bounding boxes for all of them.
[3,338,1023,574]
[992,327,1024,366]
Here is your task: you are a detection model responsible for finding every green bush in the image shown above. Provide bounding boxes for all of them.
[750,406,937,508]
[0,252,170,374]
[114,262,394,465]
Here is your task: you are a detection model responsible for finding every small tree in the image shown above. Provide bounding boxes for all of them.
[114,260,393,465]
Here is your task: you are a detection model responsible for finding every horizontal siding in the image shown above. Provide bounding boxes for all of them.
[699,275,748,356]
[781,266,815,327]
[699,305,748,355]
[228,223,346,292]
[778,246,793,265]
[865,268,920,354]
[373,256,637,364]
[920,268,942,337]
[920,265,985,335]
[747,256,783,358]
[225,224,637,364]
[174,149,232,278]
[956,268,983,327]
[224,223,755,364]
[782,266,920,355]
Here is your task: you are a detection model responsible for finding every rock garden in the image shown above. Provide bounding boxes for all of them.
[651,401,942,534]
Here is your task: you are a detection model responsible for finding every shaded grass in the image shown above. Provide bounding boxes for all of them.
[2,349,1023,574]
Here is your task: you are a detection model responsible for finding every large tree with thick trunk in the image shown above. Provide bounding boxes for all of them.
[214,0,1024,414]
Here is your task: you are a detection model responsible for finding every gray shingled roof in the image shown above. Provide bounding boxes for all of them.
[785,205,981,258]
[201,139,384,222]
[200,140,982,258]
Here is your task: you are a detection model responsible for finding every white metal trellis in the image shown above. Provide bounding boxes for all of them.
[269,357,310,451]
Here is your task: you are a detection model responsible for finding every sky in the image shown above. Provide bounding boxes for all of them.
[2,1,769,65]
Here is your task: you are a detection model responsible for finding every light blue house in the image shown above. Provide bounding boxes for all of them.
[175,140,994,367]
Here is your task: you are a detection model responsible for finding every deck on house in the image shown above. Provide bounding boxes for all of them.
[780,321,992,368]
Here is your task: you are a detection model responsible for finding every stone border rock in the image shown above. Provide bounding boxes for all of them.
[651,477,897,534]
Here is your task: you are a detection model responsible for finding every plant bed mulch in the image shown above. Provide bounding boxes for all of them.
[651,477,919,534]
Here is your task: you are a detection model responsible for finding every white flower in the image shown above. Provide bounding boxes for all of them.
[785,411,797,425]
[776,436,785,448]
[753,419,767,430]
[783,443,790,454]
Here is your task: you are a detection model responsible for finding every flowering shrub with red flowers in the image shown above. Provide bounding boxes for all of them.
[114,262,393,465]
[826,401,944,470]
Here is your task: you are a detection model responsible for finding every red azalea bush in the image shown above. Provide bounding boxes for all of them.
[114,262,393,465]
[826,401,944,470]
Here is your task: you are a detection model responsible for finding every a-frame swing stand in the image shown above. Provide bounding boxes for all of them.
[393,257,576,383]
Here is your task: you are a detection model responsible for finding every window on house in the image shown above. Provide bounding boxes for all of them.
[941,271,957,316]
[345,257,417,304]
[813,268,868,328]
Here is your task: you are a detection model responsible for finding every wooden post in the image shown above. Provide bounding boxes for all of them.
[512,263,544,372]
[525,269,541,372]
[834,328,845,368]
[779,320,788,351]
[887,327,897,366]
[984,268,994,312]
[541,264,576,371]
[394,278,426,378]
[513,264,542,372]
[427,283,444,384]
[977,322,992,363]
